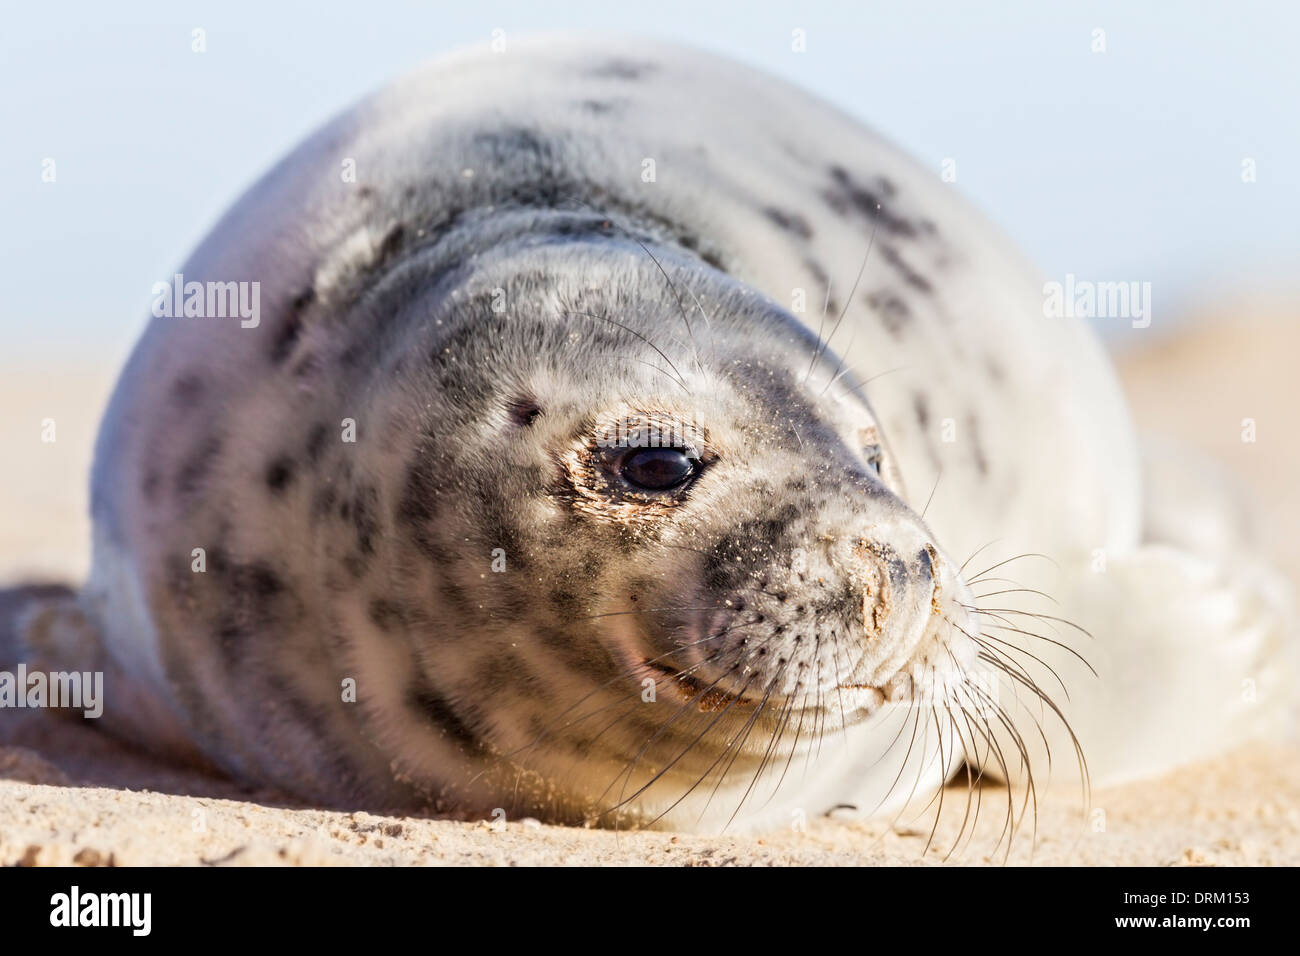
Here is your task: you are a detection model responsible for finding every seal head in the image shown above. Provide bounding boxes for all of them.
[318,209,983,826]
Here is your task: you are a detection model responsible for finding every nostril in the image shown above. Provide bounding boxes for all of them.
[920,544,939,581]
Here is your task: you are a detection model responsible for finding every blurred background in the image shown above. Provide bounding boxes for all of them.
[1,0,1296,362]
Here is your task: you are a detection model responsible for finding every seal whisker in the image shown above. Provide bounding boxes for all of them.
[601,632,782,818]
[832,364,908,405]
[705,670,787,829]
[562,309,691,392]
[992,661,1092,814]
[756,683,808,810]
[723,676,801,829]
[602,668,762,822]
[481,621,764,786]
[803,215,881,386]
[950,610,1076,700]
[959,539,1004,576]
[975,649,1058,775]
[801,275,835,386]
[626,237,705,377]
[971,586,1060,606]
[972,630,1072,701]
[971,618,1098,679]
[920,468,943,520]
[965,552,1060,584]
[867,695,926,819]
[934,642,993,861]
[967,605,1095,641]
[965,680,1035,862]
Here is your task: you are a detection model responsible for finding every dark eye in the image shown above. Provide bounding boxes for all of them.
[620,448,697,491]
[864,444,884,475]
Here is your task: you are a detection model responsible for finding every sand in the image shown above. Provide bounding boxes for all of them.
[2,315,1297,866]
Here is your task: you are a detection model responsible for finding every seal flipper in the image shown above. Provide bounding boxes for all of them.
[1068,545,1293,786]
[0,583,77,668]
[7,586,208,764]
[973,439,1297,791]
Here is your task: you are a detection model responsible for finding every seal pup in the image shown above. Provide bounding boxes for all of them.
[21,35,1294,836]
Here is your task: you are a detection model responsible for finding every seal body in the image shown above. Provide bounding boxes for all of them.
[53,36,1292,832]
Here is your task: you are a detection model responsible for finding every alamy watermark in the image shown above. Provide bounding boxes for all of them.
[1042,273,1151,328]
[50,886,150,936]
[0,664,103,718]
[151,272,260,328]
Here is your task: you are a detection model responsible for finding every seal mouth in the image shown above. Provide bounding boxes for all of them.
[642,659,758,712]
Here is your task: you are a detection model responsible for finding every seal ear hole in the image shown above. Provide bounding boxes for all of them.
[506,398,543,427]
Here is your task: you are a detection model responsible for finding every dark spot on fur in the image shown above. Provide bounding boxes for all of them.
[913,393,931,429]
[549,587,580,615]
[586,59,658,80]
[580,551,603,578]
[174,435,222,499]
[306,423,329,463]
[866,289,912,337]
[368,597,408,632]
[803,258,841,315]
[291,353,322,378]
[339,342,363,369]
[763,206,813,239]
[270,288,315,365]
[577,99,620,114]
[823,166,918,238]
[472,127,557,173]
[477,656,546,701]
[242,562,283,598]
[398,451,445,562]
[313,485,337,518]
[878,244,933,294]
[170,373,205,408]
[352,484,380,556]
[438,578,472,614]
[705,505,801,592]
[668,229,728,273]
[265,456,294,494]
[966,414,989,476]
[205,546,230,576]
[209,559,290,667]
[407,680,482,752]
[537,625,621,681]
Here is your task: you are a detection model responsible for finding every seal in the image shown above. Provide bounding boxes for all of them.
[22,35,1294,836]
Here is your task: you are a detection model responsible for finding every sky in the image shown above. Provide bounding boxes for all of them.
[1,0,1296,359]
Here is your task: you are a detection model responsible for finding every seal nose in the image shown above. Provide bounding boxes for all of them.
[918,545,934,580]
[854,539,944,637]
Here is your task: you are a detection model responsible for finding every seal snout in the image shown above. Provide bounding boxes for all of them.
[853,538,942,640]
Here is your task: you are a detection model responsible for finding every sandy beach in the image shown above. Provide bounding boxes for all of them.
[2,314,1297,866]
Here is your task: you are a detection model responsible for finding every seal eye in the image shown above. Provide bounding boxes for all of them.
[864,444,884,476]
[620,448,696,491]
